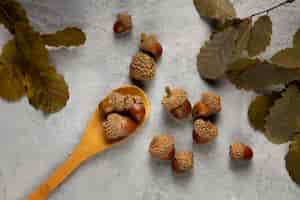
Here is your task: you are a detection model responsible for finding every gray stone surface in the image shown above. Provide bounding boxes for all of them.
[0,0,300,199]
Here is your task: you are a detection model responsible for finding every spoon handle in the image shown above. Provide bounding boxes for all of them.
[27,144,91,200]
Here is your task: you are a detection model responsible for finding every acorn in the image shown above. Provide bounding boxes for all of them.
[162,86,192,120]
[100,92,144,118]
[193,119,218,144]
[130,52,156,81]
[149,135,175,160]
[193,91,221,118]
[229,142,253,160]
[113,12,133,34]
[172,151,194,173]
[103,113,137,141]
[140,33,163,60]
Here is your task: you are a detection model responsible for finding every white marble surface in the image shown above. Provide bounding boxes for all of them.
[0,0,300,199]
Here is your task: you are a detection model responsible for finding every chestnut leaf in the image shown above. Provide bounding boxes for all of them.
[286,134,300,184]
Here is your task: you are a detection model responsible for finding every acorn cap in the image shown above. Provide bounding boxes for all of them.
[130,52,156,81]
[162,86,188,111]
[103,113,137,141]
[193,119,218,144]
[149,134,175,160]
[172,151,194,173]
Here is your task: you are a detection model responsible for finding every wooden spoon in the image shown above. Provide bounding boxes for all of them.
[27,85,150,200]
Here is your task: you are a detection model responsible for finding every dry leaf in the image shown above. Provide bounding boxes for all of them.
[285,134,300,184]
[271,48,300,69]
[248,93,281,131]
[0,60,25,101]
[293,28,300,48]
[265,85,300,144]
[228,59,300,90]
[42,27,86,47]
[193,0,236,23]
[197,27,239,80]
[26,67,69,113]
[247,15,272,57]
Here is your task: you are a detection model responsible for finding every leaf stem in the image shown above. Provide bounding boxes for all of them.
[250,0,296,17]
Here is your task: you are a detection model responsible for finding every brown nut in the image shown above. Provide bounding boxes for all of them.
[230,142,253,160]
[130,52,156,81]
[162,86,192,120]
[192,92,221,118]
[193,119,218,144]
[103,113,137,141]
[113,12,132,34]
[172,151,194,173]
[140,33,163,60]
[128,103,146,123]
[149,135,175,160]
[100,92,143,116]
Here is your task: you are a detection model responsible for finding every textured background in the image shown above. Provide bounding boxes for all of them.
[0,0,300,199]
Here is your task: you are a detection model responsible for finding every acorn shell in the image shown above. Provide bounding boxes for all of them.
[130,52,156,81]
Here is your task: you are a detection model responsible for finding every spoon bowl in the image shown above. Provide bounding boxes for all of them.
[27,85,150,200]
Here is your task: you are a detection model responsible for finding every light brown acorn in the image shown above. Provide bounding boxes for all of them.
[193,91,221,118]
[100,92,145,122]
[140,33,163,60]
[103,113,137,141]
[162,86,192,120]
[193,119,218,144]
[113,12,133,34]
[172,151,194,173]
[149,135,175,160]
[130,52,156,81]
[229,142,253,160]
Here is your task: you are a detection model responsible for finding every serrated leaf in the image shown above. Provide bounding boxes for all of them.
[0,60,25,101]
[248,93,281,131]
[41,27,86,47]
[228,59,300,90]
[26,67,69,113]
[193,0,236,23]
[271,48,300,69]
[265,85,300,144]
[293,28,300,48]
[197,27,239,80]
[285,134,300,184]
[247,15,272,57]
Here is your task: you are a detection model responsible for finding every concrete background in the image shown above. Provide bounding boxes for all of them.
[0,0,300,199]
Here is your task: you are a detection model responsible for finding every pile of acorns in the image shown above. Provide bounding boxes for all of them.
[100,92,146,142]
[149,86,253,174]
[113,13,253,174]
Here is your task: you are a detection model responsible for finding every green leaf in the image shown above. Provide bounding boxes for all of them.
[26,67,69,113]
[197,27,239,80]
[227,59,300,90]
[0,61,25,101]
[247,15,272,57]
[193,0,236,23]
[248,93,281,131]
[265,85,300,144]
[271,48,300,69]
[41,27,86,47]
[293,28,300,49]
[285,134,300,184]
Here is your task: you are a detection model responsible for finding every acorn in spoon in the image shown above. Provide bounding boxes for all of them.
[27,85,150,200]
